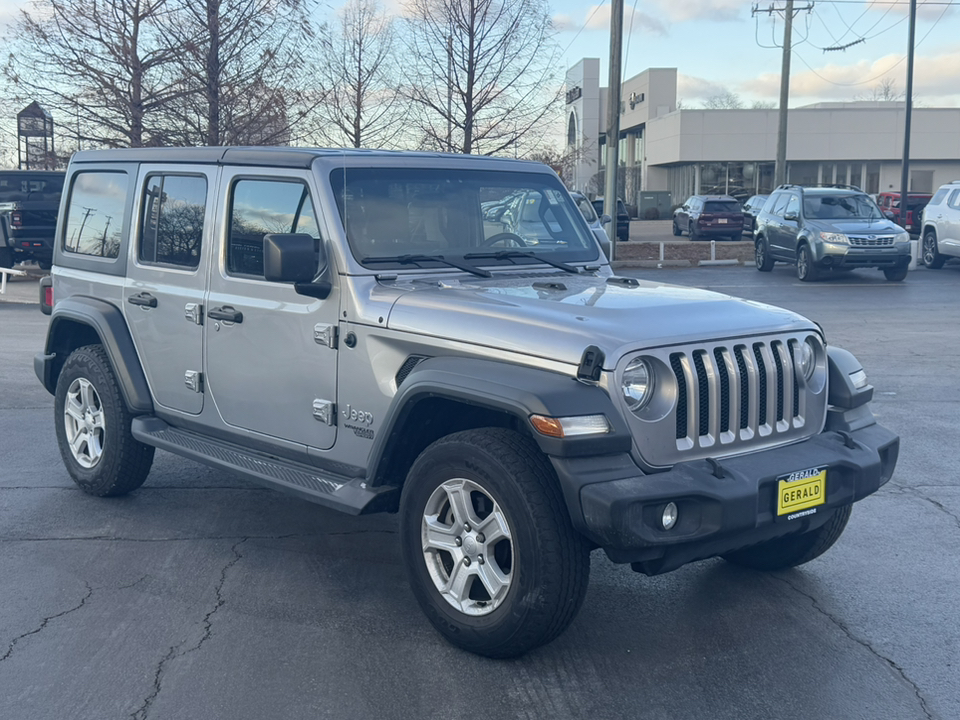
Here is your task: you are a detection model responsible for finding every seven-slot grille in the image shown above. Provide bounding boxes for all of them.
[847,235,895,247]
[669,339,806,448]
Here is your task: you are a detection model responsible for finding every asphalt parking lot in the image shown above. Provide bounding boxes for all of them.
[1,264,958,720]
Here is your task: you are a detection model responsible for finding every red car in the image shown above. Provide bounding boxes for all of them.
[876,192,932,235]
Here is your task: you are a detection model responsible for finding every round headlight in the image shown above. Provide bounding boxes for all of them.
[622,357,654,413]
[798,338,817,381]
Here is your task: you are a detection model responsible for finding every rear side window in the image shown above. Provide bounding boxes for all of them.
[703,201,739,213]
[62,171,127,258]
[139,175,207,269]
[949,190,960,210]
[227,179,320,278]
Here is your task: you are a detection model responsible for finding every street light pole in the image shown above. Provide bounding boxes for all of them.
[898,0,917,233]
[603,0,624,261]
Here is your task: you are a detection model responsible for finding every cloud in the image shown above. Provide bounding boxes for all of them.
[678,73,729,101]
[557,4,667,37]
[646,0,746,24]
[739,50,960,105]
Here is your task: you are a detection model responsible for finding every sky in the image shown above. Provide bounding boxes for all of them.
[0,0,956,122]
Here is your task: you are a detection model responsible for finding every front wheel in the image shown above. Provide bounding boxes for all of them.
[722,505,852,571]
[922,231,945,269]
[796,244,820,282]
[672,220,682,236]
[399,428,590,658]
[755,237,774,272]
[54,345,154,496]
[883,267,908,282]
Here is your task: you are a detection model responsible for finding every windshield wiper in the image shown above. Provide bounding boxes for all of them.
[362,254,491,278]
[463,250,581,274]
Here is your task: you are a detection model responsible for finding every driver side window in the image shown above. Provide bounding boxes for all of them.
[227,179,320,278]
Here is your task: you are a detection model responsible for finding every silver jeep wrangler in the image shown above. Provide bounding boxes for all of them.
[36,148,899,658]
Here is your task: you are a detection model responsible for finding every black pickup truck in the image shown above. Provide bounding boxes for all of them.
[0,170,64,269]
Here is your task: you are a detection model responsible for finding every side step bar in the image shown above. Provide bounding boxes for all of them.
[131,416,398,515]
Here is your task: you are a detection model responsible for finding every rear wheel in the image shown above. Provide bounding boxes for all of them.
[54,345,154,496]
[723,505,851,571]
[883,267,908,282]
[922,230,945,269]
[796,244,820,282]
[729,231,743,242]
[755,237,774,272]
[0,248,13,269]
[400,428,590,658]
[688,222,699,241]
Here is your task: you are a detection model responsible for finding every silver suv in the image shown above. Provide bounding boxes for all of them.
[920,180,960,268]
[36,148,899,658]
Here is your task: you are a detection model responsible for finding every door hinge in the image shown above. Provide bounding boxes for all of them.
[313,323,338,348]
[184,370,203,393]
[312,399,336,425]
[184,303,203,325]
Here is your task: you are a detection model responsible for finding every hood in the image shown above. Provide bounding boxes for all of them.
[808,218,902,235]
[384,274,816,367]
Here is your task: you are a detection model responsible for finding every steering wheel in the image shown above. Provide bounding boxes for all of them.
[482,232,527,248]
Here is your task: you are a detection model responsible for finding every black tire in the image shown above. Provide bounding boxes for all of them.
[36,259,52,270]
[796,244,820,282]
[922,230,945,269]
[0,248,13,269]
[688,222,698,241]
[54,345,154,496]
[399,428,590,658]
[672,220,682,236]
[755,236,774,272]
[722,505,852,571]
[729,231,743,242]
[883,267,908,282]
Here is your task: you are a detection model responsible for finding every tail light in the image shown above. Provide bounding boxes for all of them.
[39,276,53,315]
[11,212,22,227]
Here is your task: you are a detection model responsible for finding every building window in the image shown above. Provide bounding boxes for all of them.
[567,111,578,147]
[788,162,818,187]
[699,163,726,195]
[865,163,880,194]
[910,170,933,193]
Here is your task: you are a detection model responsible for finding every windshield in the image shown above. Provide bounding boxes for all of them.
[0,172,64,202]
[803,194,883,220]
[331,168,598,270]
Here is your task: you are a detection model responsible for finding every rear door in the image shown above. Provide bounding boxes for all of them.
[204,168,340,450]
[124,166,215,415]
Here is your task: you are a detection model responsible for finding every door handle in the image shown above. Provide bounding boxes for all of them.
[128,292,157,308]
[208,306,243,323]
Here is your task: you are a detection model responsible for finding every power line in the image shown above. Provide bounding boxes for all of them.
[560,3,607,56]
[623,0,641,70]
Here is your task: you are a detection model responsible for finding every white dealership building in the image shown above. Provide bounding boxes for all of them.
[564,58,960,209]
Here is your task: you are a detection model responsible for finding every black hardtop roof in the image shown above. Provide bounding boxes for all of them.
[69,146,548,172]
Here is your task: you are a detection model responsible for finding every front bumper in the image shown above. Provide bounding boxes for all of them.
[556,422,898,575]
[814,241,911,269]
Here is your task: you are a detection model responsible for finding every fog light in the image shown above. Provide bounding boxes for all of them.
[661,502,678,530]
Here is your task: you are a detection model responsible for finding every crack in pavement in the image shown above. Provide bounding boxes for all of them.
[0,582,94,664]
[130,538,248,720]
[0,530,397,543]
[884,484,960,532]
[771,574,934,720]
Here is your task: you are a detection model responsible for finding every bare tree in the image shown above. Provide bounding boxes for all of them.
[403,0,561,155]
[4,0,184,148]
[316,0,403,149]
[855,78,904,102]
[703,90,743,109]
[162,0,322,146]
[751,100,776,109]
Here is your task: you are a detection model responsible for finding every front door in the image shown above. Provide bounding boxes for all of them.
[204,169,339,450]
[124,167,216,415]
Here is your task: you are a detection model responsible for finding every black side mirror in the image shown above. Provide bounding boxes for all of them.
[263,233,325,283]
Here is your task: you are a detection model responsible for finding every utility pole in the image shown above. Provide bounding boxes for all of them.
[446,34,453,153]
[753,2,812,187]
[898,0,917,232]
[603,0,624,261]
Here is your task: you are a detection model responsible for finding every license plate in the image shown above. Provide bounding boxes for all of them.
[718,218,728,224]
[777,467,826,518]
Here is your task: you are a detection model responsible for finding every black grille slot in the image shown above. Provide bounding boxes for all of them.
[734,346,749,429]
[771,342,785,422]
[788,342,799,417]
[753,343,767,427]
[692,351,709,437]
[395,355,429,386]
[671,353,686,439]
[714,348,730,433]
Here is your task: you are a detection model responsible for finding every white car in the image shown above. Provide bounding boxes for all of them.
[920,180,960,268]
